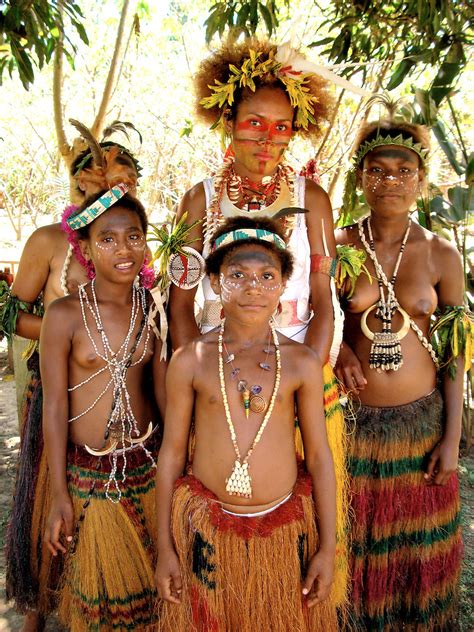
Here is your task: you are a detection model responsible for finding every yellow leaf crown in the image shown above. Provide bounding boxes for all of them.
[200,49,318,131]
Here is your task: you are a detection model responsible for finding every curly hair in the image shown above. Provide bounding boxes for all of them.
[353,120,430,167]
[194,39,334,139]
[205,216,294,278]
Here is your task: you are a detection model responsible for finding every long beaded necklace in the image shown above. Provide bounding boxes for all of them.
[70,279,154,502]
[358,216,412,371]
[222,330,273,416]
[358,216,439,369]
[218,318,281,498]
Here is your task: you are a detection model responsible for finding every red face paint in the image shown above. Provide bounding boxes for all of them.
[235,116,293,143]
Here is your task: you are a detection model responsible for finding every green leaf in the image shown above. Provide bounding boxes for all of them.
[259,3,274,36]
[386,58,415,90]
[465,155,474,186]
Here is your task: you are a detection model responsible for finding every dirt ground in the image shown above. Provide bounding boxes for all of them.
[0,341,473,631]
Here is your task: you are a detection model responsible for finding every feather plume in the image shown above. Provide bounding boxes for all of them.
[69,119,105,169]
[102,120,143,145]
[364,93,415,123]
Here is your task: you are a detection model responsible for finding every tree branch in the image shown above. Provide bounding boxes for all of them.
[91,0,131,137]
[53,1,71,162]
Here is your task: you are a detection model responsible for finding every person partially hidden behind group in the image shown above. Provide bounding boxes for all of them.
[156,216,339,631]
[335,102,469,630]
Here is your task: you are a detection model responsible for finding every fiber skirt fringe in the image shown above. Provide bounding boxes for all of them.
[157,470,339,632]
[348,390,462,631]
[295,361,349,610]
[5,353,58,614]
[57,439,159,631]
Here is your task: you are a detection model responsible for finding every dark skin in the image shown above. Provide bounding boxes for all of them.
[11,153,138,341]
[155,244,336,608]
[42,206,166,557]
[169,86,336,362]
[335,145,465,485]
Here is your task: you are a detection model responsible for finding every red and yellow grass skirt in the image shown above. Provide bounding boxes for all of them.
[57,439,159,631]
[348,390,462,631]
[157,468,339,632]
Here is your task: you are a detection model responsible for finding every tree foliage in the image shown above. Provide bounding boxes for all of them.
[204,0,287,42]
[0,0,89,89]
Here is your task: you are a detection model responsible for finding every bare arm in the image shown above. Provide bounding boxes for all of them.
[155,344,196,602]
[296,347,336,605]
[168,184,207,350]
[40,298,74,554]
[11,226,55,340]
[152,337,167,422]
[304,180,336,362]
[426,238,465,485]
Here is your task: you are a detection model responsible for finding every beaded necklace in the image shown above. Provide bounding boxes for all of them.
[70,279,154,502]
[358,216,439,370]
[218,318,281,498]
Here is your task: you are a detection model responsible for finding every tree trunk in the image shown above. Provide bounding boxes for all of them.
[91,0,131,137]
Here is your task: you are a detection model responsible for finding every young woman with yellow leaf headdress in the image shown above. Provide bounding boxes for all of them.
[166,38,352,615]
[335,97,470,630]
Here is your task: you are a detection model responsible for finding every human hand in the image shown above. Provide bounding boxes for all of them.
[302,550,335,607]
[425,439,459,486]
[334,342,367,393]
[156,548,182,604]
[44,493,74,556]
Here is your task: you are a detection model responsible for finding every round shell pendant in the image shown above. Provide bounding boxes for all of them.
[250,394,267,414]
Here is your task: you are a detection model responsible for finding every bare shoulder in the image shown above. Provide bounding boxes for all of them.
[278,334,322,372]
[22,222,63,255]
[43,293,79,330]
[335,223,359,246]
[304,179,332,215]
[179,181,207,221]
[413,224,462,270]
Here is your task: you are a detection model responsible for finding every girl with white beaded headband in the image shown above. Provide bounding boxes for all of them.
[166,39,352,608]
[335,104,471,630]
[41,188,166,630]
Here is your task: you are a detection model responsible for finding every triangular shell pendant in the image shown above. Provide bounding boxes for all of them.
[225,460,252,498]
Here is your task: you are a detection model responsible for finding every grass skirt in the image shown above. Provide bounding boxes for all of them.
[348,390,462,631]
[157,469,339,632]
[295,361,349,610]
[57,439,159,631]
[5,352,59,615]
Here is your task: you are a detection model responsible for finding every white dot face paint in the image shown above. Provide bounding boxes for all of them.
[94,234,146,252]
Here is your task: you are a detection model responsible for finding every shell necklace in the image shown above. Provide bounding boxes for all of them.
[218,318,281,498]
[358,216,411,371]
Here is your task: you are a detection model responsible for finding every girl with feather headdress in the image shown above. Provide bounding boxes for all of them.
[2,120,150,631]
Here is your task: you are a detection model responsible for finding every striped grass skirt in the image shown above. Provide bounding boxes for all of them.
[57,439,158,631]
[158,469,339,632]
[5,353,60,615]
[348,390,462,631]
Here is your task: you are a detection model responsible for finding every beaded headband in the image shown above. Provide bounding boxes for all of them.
[213,228,286,251]
[354,133,429,168]
[66,183,129,230]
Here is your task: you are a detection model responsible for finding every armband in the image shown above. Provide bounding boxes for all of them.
[0,281,43,341]
[429,305,473,379]
[310,254,338,278]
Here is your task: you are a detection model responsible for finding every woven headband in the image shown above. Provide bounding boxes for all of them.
[354,133,429,167]
[66,183,129,230]
[213,228,286,251]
